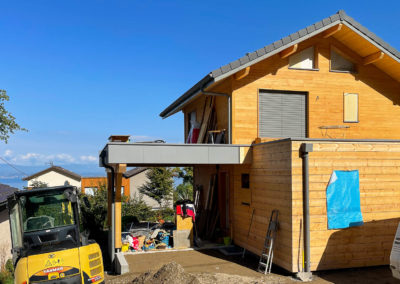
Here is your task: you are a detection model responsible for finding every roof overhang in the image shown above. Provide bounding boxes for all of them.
[100,142,251,167]
[159,10,400,119]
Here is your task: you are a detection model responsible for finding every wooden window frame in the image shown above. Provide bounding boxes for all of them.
[343,93,359,123]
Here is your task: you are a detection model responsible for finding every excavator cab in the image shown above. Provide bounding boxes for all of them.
[8,186,104,284]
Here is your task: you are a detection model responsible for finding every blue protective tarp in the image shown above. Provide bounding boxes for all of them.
[326,170,363,230]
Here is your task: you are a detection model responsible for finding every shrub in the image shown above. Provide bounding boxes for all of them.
[5,260,13,274]
[155,207,175,222]
[121,195,156,229]
[0,258,13,284]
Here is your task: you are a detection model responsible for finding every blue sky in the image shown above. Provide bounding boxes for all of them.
[0,0,400,173]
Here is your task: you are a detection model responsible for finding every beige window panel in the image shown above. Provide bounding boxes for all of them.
[344,93,358,123]
[289,46,315,69]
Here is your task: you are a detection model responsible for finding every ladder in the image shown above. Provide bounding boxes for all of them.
[258,209,279,274]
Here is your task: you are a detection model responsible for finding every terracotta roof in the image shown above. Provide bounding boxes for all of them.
[22,166,81,181]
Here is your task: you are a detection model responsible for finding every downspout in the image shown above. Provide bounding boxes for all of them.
[300,143,313,273]
[101,150,116,268]
[201,89,232,144]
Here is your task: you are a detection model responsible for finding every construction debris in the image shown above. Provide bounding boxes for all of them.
[132,262,200,284]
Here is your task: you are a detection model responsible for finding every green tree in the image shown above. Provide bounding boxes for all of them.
[139,167,173,207]
[174,183,193,201]
[173,167,194,202]
[122,194,154,223]
[0,90,27,143]
[79,183,108,234]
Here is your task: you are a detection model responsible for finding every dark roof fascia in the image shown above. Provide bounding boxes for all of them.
[253,137,400,147]
[159,74,214,118]
[22,166,81,181]
[160,10,400,118]
[123,167,148,179]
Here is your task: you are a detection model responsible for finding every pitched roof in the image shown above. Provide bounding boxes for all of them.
[22,166,81,181]
[160,10,400,118]
[0,183,18,205]
[123,167,147,179]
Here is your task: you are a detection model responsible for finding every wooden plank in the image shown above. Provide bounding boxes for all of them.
[321,24,342,38]
[115,172,123,249]
[234,67,251,80]
[363,51,385,65]
[279,44,298,59]
[107,172,113,227]
[197,97,214,143]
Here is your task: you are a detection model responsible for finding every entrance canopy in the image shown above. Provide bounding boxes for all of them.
[100,142,251,167]
[98,141,251,262]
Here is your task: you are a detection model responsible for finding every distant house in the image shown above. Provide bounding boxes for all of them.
[0,184,18,264]
[81,176,130,197]
[22,165,81,188]
[123,167,173,209]
[123,167,160,209]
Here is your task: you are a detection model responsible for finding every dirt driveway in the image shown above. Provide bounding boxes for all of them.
[105,249,397,283]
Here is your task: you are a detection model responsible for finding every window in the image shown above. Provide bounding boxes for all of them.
[186,111,198,143]
[20,193,75,232]
[240,173,251,206]
[9,203,23,248]
[187,111,196,134]
[344,93,358,123]
[84,187,96,195]
[331,49,355,72]
[241,174,250,189]
[289,47,315,70]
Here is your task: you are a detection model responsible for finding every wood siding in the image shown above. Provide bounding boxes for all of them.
[229,35,400,144]
[81,177,130,197]
[231,141,293,271]
[291,141,400,271]
[230,139,400,272]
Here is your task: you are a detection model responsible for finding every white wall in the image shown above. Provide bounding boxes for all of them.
[129,171,160,209]
[27,171,81,188]
[0,209,12,265]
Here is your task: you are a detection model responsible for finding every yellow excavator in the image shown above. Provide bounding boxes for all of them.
[7,186,104,284]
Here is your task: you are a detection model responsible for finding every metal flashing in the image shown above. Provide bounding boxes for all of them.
[101,143,251,166]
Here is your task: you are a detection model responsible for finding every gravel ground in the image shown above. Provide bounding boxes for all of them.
[105,249,398,284]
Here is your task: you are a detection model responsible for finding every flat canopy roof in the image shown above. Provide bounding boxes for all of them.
[100,142,251,167]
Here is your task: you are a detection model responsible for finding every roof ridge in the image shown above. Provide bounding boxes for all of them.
[160,10,400,118]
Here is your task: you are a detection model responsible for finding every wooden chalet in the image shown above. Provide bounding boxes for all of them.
[101,10,400,273]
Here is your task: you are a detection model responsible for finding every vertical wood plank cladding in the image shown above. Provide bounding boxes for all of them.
[232,140,293,271]
[230,36,400,144]
[81,177,130,197]
[291,141,400,271]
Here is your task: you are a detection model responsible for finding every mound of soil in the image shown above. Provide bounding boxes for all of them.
[132,262,200,284]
